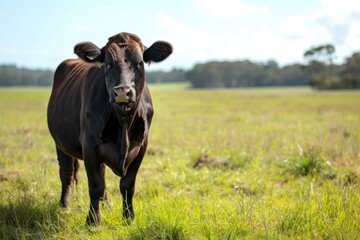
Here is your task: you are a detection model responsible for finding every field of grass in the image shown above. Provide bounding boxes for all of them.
[0,85,359,239]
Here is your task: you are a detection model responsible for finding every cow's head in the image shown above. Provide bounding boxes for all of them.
[74,32,172,116]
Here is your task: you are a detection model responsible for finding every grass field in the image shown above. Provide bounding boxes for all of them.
[0,85,359,239]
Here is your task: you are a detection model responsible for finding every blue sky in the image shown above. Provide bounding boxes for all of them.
[0,0,359,71]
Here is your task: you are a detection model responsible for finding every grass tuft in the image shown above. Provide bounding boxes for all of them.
[128,197,188,240]
[279,144,336,179]
[339,170,359,187]
[0,189,63,239]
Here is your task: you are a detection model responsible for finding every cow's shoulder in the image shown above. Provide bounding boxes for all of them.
[55,59,81,74]
[53,59,84,88]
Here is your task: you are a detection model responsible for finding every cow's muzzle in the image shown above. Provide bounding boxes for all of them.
[113,85,136,114]
[113,85,134,104]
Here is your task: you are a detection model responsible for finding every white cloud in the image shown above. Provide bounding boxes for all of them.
[155,13,298,67]
[280,16,311,40]
[154,0,360,70]
[309,0,360,60]
[320,0,360,12]
[197,0,269,18]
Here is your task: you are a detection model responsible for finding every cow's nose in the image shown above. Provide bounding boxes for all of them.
[113,85,132,103]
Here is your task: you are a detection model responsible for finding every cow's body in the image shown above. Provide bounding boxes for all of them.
[47,32,172,225]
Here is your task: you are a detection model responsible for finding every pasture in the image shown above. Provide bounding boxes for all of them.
[0,85,359,239]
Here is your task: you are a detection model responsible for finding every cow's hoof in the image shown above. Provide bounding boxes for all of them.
[86,212,101,226]
[59,200,69,208]
[122,217,133,226]
[122,210,134,226]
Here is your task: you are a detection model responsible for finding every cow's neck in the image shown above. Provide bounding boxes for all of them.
[114,103,139,176]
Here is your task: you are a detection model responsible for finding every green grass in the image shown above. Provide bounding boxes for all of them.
[0,85,359,239]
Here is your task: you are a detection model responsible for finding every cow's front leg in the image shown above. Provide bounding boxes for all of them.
[120,141,147,222]
[120,174,136,222]
[100,163,112,207]
[83,142,105,226]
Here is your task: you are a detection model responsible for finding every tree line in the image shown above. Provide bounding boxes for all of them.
[0,64,188,87]
[187,61,309,88]
[0,65,53,86]
[0,61,309,88]
[187,45,360,89]
[1,44,359,89]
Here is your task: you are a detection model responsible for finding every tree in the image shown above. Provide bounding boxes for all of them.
[303,44,338,89]
[304,44,335,65]
[341,52,360,89]
[280,64,309,86]
[187,63,224,88]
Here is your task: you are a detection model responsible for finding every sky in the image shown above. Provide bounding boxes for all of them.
[0,0,360,71]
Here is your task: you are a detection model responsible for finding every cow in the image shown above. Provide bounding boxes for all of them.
[47,32,172,225]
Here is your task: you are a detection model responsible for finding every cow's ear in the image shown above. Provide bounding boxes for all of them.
[74,41,103,62]
[143,41,173,63]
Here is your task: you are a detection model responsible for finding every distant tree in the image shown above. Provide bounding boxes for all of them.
[341,52,360,88]
[303,44,338,89]
[146,68,188,83]
[187,63,224,88]
[222,62,240,87]
[262,60,281,85]
[280,64,309,86]
[304,44,335,65]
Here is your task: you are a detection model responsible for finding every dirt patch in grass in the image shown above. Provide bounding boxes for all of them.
[193,153,228,169]
[0,170,21,182]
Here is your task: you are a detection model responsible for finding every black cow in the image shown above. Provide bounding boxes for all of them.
[47,32,172,225]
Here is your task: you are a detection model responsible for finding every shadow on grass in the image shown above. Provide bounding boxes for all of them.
[0,191,62,239]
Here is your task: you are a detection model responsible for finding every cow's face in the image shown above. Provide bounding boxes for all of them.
[104,43,145,115]
[74,32,173,116]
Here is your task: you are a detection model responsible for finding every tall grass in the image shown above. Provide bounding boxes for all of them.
[0,86,359,239]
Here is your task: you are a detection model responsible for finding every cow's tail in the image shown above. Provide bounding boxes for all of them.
[73,159,80,186]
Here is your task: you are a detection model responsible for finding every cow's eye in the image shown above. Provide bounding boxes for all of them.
[133,61,143,69]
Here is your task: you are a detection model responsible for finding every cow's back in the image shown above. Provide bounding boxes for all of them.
[47,59,89,158]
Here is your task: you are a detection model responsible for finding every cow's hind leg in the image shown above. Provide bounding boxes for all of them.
[57,148,77,208]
